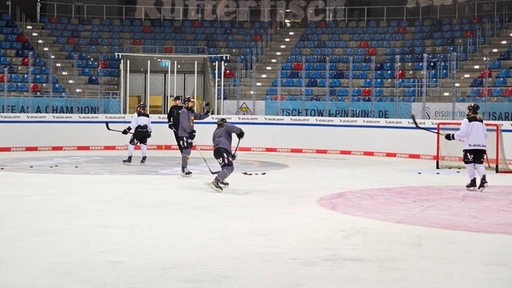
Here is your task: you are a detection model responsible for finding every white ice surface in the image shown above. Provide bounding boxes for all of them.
[1,151,511,288]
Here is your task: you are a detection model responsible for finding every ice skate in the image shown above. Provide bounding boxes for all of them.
[478,175,488,192]
[140,156,146,165]
[122,156,132,164]
[219,180,229,187]
[209,178,223,192]
[181,167,192,177]
[466,177,477,191]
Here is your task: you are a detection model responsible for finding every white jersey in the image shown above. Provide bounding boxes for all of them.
[129,112,152,132]
[453,116,487,150]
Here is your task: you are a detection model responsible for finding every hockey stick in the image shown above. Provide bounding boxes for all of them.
[232,138,241,159]
[485,152,491,169]
[105,122,132,134]
[194,141,220,175]
[411,114,445,136]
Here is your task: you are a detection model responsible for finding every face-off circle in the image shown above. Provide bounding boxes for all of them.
[0,156,286,176]
[318,185,512,235]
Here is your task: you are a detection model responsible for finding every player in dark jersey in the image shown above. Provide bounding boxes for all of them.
[167,96,183,153]
[122,103,152,165]
[444,103,488,191]
[209,118,244,192]
[178,96,211,176]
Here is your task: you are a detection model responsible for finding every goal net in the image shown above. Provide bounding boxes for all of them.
[436,122,512,173]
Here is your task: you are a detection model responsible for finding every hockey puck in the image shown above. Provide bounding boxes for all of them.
[49,166,53,168]
[29,166,33,168]
[261,172,266,175]
[0,167,3,170]
[456,170,460,173]
[75,166,78,168]
[417,172,421,174]
[436,172,440,174]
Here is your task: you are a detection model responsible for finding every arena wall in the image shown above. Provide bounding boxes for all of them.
[1,114,511,161]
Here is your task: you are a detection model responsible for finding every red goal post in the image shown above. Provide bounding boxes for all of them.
[436,122,512,173]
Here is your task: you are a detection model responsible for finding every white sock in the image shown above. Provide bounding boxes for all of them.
[465,163,476,179]
[475,164,486,178]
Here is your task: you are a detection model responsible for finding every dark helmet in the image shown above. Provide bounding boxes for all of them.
[467,103,480,115]
[172,96,181,102]
[217,118,227,127]
[137,103,147,110]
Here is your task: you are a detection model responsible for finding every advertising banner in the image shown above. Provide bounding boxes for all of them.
[412,103,512,121]
[0,97,121,114]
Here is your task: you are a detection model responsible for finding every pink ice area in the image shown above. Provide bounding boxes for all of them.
[318,186,512,235]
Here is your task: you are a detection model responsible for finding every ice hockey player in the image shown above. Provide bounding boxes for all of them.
[167,96,183,153]
[178,96,211,176]
[444,103,488,191]
[122,103,152,165]
[209,118,244,192]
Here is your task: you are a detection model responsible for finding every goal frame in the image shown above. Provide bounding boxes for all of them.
[436,122,512,173]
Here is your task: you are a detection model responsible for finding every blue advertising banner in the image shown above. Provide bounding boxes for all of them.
[0,97,121,114]
[265,101,413,118]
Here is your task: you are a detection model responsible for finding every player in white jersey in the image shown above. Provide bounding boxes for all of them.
[444,104,488,191]
[122,103,152,164]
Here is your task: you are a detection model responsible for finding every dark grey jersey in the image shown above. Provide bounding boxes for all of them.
[212,123,243,153]
[178,107,209,137]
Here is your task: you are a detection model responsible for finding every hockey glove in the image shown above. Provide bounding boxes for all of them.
[205,108,212,116]
[232,154,237,160]
[168,123,173,129]
[189,129,196,140]
[236,130,245,139]
[444,133,455,141]
[122,127,131,135]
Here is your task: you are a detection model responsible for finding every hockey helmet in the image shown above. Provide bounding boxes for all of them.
[217,118,227,127]
[137,103,147,110]
[467,103,480,115]
[172,96,181,102]
[184,96,195,105]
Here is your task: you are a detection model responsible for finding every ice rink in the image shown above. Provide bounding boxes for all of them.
[1,150,511,288]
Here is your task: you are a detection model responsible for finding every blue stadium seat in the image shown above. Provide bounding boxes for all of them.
[0,57,10,65]
[330,79,341,87]
[87,76,99,85]
[470,78,484,87]
[81,68,92,76]
[490,60,501,69]
[469,88,481,97]
[306,79,317,87]
[7,82,15,92]
[9,73,21,82]
[362,79,372,88]
[21,74,29,83]
[16,83,28,92]
[495,78,507,87]
[33,74,46,83]
[337,88,348,97]
[492,88,504,96]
